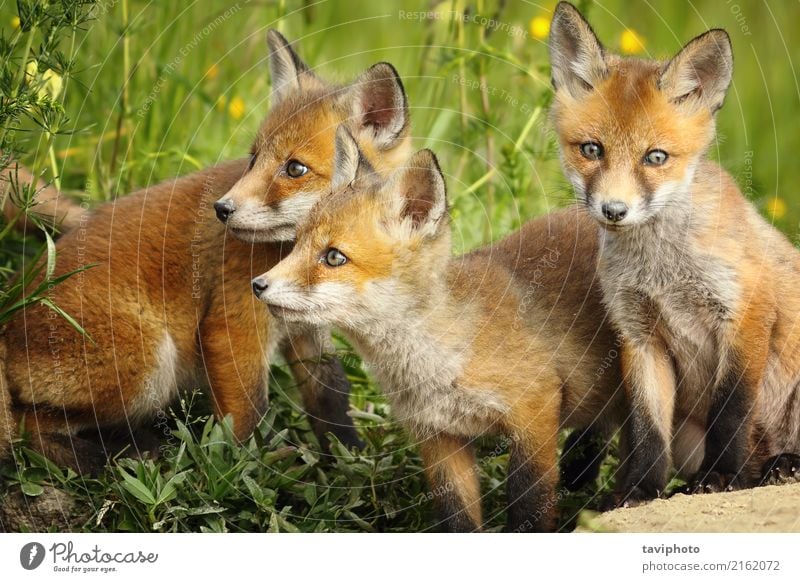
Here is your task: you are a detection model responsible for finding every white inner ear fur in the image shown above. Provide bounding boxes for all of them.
[549,6,607,96]
[382,172,447,241]
[345,66,407,151]
[658,31,733,111]
[331,127,360,190]
[267,31,308,104]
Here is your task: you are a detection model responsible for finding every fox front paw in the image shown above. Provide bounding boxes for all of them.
[681,471,742,495]
[599,486,657,511]
[760,453,800,485]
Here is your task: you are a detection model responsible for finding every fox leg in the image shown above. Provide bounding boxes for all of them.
[560,427,608,491]
[10,409,108,475]
[280,326,363,452]
[687,316,769,493]
[760,453,800,484]
[0,364,12,461]
[615,338,676,505]
[418,433,481,532]
[199,303,270,441]
[506,396,560,533]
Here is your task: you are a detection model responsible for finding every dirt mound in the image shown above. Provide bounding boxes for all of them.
[580,483,800,533]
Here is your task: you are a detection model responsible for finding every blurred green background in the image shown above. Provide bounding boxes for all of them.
[4,0,799,250]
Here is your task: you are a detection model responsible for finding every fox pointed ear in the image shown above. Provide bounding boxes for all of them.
[659,29,733,113]
[267,30,316,104]
[332,126,373,190]
[549,2,607,97]
[342,62,409,151]
[393,149,447,230]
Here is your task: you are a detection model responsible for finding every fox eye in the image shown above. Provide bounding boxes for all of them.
[247,153,258,171]
[580,142,604,161]
[286,159,308,178]
[644,149,669,166]
[322,248,347,267]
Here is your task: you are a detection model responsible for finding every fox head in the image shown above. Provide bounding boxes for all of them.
[214,30,410,242]
[252,126,450,331]
[549,2,733,229]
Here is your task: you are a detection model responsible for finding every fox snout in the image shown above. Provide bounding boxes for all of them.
[601,200,628,223]
[214,199,236,223]
[252,276,269,298]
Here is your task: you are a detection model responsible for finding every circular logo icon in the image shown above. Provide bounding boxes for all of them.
[20,542,46,570]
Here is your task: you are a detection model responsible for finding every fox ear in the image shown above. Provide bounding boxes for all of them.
[342,62,409,151]
[549,2,607,97]
[332,126,373,190]
[659,29,733,113]
[267,30,316,104]
[393,149,447,230]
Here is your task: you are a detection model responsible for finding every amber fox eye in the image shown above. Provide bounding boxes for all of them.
[579,142,604,161]
[322,248,347,267]
[643,149,669,166]
[286,159,308,178]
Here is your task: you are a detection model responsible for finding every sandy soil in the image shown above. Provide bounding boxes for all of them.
[580,482,800,532]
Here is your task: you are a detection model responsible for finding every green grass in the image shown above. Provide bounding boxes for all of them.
[0,0,798,531]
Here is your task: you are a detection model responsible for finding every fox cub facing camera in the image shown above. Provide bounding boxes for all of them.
[253,127,628,531]
[550,1,800,504]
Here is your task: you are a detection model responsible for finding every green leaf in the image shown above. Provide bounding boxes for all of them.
[118,469,156,505]
[39,298,92,341]
[44,229,56,280]
[20,481,44,497]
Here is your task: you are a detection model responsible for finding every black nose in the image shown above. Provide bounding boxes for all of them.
[601,201,628,223]
[252,277,269,297]
[214,199,236,223]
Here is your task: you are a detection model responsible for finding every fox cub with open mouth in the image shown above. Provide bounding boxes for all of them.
[550,2,800,505]
[253,127,628,531]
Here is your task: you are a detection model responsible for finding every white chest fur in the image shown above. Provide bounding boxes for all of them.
[600,222,739,400]
[350,326,508,438]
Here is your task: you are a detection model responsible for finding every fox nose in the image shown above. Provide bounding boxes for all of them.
[601,201,628,223]
[214,199,236,223]
[252,276,269,297]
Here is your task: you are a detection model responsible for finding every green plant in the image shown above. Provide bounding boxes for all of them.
[0,0,97,330]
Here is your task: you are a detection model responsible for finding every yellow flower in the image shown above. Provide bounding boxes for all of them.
[620,28,645,54]
[529,16,550,40]
[228,96,245,120]
[25,60,38,80]
[766,197,787,221]
[11,16,20,29]
[42,69,63,100]
[206,63,219,80]
[215,95,227,113]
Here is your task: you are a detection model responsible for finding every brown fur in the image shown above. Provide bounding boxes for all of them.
[0,34,411,470]
[550,2,800,499]
[258,142,627,531]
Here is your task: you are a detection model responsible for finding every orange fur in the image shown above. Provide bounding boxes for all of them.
[0,34,411,469]
[258,142,626,531]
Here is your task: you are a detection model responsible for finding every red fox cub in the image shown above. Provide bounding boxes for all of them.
[252,127,627,531]
[550,2,800,504]
[0,31,411,471]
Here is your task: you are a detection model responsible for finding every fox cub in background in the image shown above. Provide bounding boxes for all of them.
[550,2,800,505]
[253,127,628,531]
[0,32,411,469]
